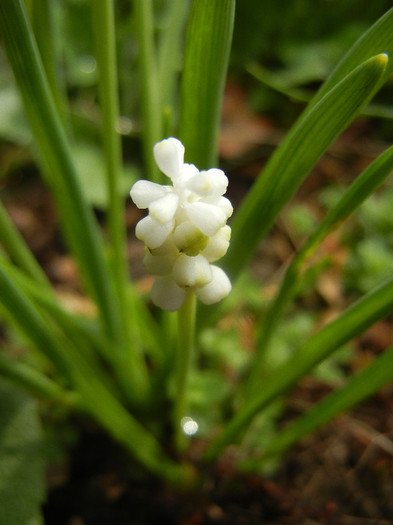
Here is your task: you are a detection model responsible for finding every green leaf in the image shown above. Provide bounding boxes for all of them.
[262,344,393,460]
[157,0,190,116]
[0,351,79,405]
[133,0,162,182]
[0,200,49,286]
[0,380,46,525]
[0,0,121,340]
[204,276,393,461]
[0,262,186,482]
[247,143,393,393]
[179,0,235,169]
[308,7,393,112]
[227,53,388,280]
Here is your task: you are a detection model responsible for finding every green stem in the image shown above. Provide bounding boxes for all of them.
[91,0,149,399]
[173,292,196,451]
[133,0,162,182]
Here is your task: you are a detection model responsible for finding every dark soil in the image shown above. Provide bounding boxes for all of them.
[42,399,393,525]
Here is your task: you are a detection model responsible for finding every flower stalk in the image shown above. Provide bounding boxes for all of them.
[173,291,196,451]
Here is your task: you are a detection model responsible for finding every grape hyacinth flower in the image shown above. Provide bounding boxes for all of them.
[130,137,232,311]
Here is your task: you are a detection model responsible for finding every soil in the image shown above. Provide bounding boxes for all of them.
[41,404,393,525]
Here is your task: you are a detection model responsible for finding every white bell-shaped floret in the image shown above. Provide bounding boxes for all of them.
[173,253,212,288]
[186,201,227,236]
[202,225,231,262]
[143,248,177,276]
[187,168,228,197]
[195,265,232,305]
[148,192,179,223]
[130,180,169,209]
[153,138,184,180]
[176,163,199,186]
[135,215,174,249]
[173,222,209,256]
[149,236,177,256]
[151,276,187,311]
[205,195,233,219]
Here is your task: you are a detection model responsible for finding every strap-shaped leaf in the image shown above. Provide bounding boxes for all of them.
[246,143,393,394]
[309,7,393,112]
[261,344,393,460]
[0,352,78,406]
[226,54,388,279]
[179,0,235,169]
[0,0,120,339]
[204,276,393,460]
[0,263,186,482]
[0,201,49,287]
[91,0,149,395]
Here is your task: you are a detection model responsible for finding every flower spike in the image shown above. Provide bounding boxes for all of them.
[130,138,232,311]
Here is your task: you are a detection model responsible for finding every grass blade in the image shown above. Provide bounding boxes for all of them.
[0,259,186,482]
[308,7,393,113]
[0,351,79,407]
[179,0,235,169]
[246,143,393,394]
[91,0,149,394]
[31,0,68,125]
[204,276,393,461]
[261,344,393,460]
[0,200,49,287]
[133,0,162,182]
[226,54,388,280]
[0,0,120,340]
[157,0,190,121]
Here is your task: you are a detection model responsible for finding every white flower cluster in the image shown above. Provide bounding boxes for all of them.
[130,137,232,311]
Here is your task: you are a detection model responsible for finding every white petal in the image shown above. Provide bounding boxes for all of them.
[149,236,177,256]
[195,266,231,305]
[201,225,231,262]
[151,276,187,311]
[130,180,169,209]
[205,196,233,219]
[186,169,228,197]
[149,192,179,223]
[186,201,227,236]
[153,138,184,179]
[173,254,212,287]
[135,215,174,249]
[143,248,176,276]
[180,163,199,183]
[173,221,209,256]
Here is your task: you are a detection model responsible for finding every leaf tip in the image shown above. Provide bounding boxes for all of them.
[377,52,389,67]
